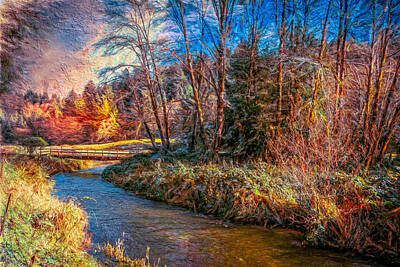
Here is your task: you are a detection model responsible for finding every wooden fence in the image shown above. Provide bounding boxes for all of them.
[36,147,137,160]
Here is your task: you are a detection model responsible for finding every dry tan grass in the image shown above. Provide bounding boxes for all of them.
[104,160,399,263]
[99,236,159,267]
[0,157,98,266]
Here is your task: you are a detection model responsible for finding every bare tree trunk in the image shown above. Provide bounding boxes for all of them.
[136,8,171,149]
[334,0,344,119]
[189,113,198,151]
[301,0,309,48]
[290,0,296,54]
[247,0,263,97]
[151,62,171,148]
[176,0,208,149]
[151,62,170,148]
[379,59,400,132]
[140,52,166,148]
[212,0,237,158]
[367,101,400,168]
[371,4,392,125]
[337,0,350,121]
[277,0,287,124]
[365,1,393,166]
[318,0,331,60]
[379,107,400,164]
[362,0,377,132]
[129,4,168,149]
[377,59,400,162]
[138,52,166,148]
[197,0,209,150]
[308,0,331,124]
[129,79,157,149]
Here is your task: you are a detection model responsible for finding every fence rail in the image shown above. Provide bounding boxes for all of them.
[35,147,139,160]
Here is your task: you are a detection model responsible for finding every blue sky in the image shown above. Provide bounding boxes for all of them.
[1,0,399,95]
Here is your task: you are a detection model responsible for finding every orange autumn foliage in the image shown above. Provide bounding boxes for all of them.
[20,92,120,144]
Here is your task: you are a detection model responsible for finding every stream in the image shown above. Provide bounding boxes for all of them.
[53,166,380,267]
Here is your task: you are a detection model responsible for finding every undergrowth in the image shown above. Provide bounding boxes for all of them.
[103,159,400,263]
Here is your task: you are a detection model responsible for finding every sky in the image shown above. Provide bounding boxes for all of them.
[20,0,168,96]
[27,0,107,96]
[0,0,154,96]
[0,0,109,96]
[1,0,399,96]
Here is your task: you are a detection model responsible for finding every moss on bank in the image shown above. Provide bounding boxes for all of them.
[0,156,98,266]
[103,156,400,264]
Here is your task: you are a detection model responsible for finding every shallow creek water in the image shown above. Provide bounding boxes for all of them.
[53,166,380,267]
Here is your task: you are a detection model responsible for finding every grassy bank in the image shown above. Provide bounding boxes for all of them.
[8,155,101,175]
[103,156,400,263]
[0,156,98,266]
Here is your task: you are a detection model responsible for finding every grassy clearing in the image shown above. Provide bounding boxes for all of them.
[103,158,400,263]
[0,157,98,266]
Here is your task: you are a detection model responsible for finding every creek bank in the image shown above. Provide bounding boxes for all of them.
[57,164,374,266]
[7,154,108,175]
[0,155,98,266]
[102,154,400,265]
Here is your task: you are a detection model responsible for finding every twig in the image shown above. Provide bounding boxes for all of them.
[28,254,36,267]
[0,193,12,237]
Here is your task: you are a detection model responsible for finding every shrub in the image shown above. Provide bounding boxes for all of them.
[20,136,48,154]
